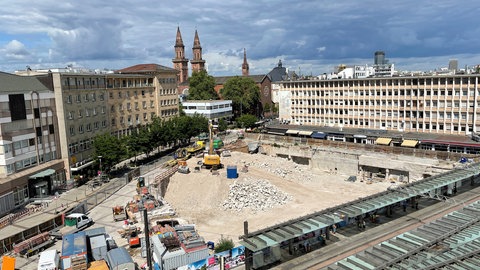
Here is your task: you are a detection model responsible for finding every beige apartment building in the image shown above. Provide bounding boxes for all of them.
[279,74,480,135]
[17,64,179,181]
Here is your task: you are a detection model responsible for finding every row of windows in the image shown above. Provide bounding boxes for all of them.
[113,101,155,112]
[69,121,107,135]
[69,139,93,155]
[8,151,56,175]
[63,77,106,87]
[293,108,472,120]
[109,89,154,99]
[284,76,477,88]
[292,89,476,98]
[66,93,105,103]
[159,78,177,84]
[184,104,232,110]
[68,107,106,119]
[293,99,477,108]
[111,113,156,126]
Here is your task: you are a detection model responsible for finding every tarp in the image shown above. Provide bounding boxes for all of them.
[401,139,418,147]
[1,256,15,270]
[298,131,313,136]
[311,132,327,139]
[375,138,392,145]
[285,129,300,135]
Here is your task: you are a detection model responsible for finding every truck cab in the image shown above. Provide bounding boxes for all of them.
[65,213,93,229]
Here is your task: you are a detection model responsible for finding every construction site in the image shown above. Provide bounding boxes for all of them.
[1,125,465,269]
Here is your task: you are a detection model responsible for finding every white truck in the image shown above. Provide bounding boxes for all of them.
[37,249,60,270]
[49,213,93,239]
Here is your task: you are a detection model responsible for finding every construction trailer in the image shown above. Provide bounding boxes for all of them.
[61,231,88,270]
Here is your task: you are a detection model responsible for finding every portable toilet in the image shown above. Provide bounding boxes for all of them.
[227,165,238,179]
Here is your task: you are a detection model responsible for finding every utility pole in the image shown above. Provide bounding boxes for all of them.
[143,208,153,270]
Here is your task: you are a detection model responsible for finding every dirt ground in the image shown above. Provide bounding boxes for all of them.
[163,149,392,245]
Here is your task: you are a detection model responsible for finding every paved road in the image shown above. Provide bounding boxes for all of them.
[12,156,173,269]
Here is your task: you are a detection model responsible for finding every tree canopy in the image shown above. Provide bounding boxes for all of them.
[220,76,260,118]
[236,114,258,128]
[188,70,218,100]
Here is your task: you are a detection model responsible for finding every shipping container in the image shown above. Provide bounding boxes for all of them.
[61,231,88,270]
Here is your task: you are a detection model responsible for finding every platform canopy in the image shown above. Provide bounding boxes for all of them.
[29,169,55,179]
[375,137,392,145]
[285,129,300,135]
[401,139,418,147]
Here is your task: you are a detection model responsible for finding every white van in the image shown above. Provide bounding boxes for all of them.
[37,249,60,270]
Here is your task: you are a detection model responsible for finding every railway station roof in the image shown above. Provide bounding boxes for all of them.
[240,162,480,253]
[328,201,480,269]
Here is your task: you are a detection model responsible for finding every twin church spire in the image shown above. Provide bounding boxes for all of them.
[172,27,205,83]
[173,27,250,83]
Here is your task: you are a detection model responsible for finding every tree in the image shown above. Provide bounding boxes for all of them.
[236,114,258,129]
[214,237,234,253]
[93,133,124,170]
[218,118,228,132]
[220,76,260,118]
[188,70,218,100]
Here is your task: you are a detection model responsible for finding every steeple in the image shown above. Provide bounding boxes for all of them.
[242,48,249,76]
[190,29,206,73]
[172,27,189,83]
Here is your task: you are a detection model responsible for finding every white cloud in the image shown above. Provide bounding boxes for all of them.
[0,0,479,75]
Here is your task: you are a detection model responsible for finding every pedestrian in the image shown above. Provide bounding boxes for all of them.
[362,220,366,229]
[331,224,337,234]
[402,200,407,212]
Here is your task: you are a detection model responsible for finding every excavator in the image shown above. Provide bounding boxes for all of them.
[202,121,221,169]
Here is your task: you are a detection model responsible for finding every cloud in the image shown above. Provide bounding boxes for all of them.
[0,0,479,75]
[2,40,30,60]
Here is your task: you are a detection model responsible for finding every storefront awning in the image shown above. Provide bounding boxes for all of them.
[298,131,313,136]
[29,169,55,179]
[401,139,418,147]
[375,138,392,145]
[285,129,300,135]
[311,132,327,139]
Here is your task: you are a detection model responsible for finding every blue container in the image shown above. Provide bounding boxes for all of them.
[227,165,238,179]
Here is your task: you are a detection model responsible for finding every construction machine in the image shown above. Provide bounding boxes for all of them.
[202,121,221,169]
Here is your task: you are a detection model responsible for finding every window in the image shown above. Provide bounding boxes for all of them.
[69,126,75,135]
[67,95,72,103]
[78,125,84,133]
[68,111,74,120]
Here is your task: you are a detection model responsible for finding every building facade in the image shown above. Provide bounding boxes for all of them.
[181,100,233,120]
[0,72,66,216]
[17,64,179,181]
[279,74,480,135]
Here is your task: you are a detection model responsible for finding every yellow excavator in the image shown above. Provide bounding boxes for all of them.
[203,121,221,169]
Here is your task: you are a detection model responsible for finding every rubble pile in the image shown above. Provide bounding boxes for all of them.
[240,158,313,182]
[222,177,292,212]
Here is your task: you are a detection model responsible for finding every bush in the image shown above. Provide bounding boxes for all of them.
[214,237,234,253]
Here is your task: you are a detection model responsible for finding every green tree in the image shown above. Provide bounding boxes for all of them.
[127,125,153,164]
[214,237,234,253]
[218,118,228,132]
[220,76,260,118]
[188,70,218,100]
[236,114,258,128]
[93,133,124,170]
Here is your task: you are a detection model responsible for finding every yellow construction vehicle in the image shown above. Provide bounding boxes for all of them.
[203,121,221,169]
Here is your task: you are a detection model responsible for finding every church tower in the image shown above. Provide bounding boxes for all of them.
[242,48,249,76]
[190,30,206,73]
[172,27,189,83]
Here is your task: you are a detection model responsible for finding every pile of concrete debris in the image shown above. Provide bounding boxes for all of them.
[222,177,292,212]
[240,158,313,183]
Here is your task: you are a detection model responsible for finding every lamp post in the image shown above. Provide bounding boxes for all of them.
[98,156,102,176]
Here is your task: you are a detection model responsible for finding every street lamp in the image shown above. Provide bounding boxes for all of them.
[98,156,102,176]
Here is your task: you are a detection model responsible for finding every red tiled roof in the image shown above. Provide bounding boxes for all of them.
[116,64,177,73]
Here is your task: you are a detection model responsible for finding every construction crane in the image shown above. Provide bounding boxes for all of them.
[203,121,221,169]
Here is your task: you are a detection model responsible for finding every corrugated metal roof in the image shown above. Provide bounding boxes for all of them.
[327,201,480,269]
[240,163,480,254]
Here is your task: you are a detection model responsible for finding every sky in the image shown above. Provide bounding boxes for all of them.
[1,0,480,77]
